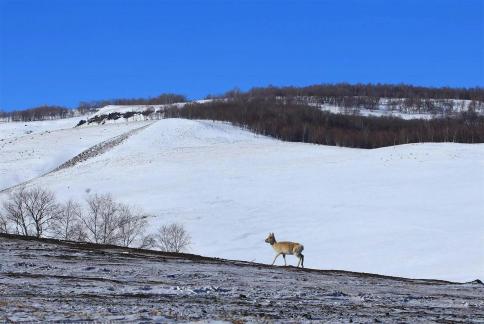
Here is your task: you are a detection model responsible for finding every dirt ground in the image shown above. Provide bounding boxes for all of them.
[1,234,483,323]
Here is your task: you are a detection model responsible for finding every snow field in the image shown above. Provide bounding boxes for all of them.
[0,120,153,190]
[0,116,85,140]
[4,118,482,282]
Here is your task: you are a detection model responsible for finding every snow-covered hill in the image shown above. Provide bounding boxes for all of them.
[0,116,85,140]
[82,100,213,125]
[0,120,153,190]
[2,118,482,282]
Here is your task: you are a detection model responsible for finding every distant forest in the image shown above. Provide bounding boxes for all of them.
[76,93,187,111]
[0,105,72,122]
[211,84,484,115]
[0,83,484,128]
[0,93,186,122]
[164,98,484,149]
[214,83,484,101]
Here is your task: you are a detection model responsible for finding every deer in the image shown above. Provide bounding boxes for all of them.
[265,233,304,268]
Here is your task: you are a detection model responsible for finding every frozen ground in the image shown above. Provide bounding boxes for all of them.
[0,120,153,190]
[2,118,483,282]
[1,234,483,322]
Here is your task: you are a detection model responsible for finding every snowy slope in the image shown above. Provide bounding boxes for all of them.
[0,121,153,190]
[0,116,85,140]
[4,118,483,282]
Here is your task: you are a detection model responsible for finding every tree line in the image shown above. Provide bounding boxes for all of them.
[0,187,191,253]
[214,83,484,102]
[164,98,484,149]
[207,84,484,115]
[3,84,483,123]
[0,105,73,122]
[76,93,187,111]
[1,93,187,122]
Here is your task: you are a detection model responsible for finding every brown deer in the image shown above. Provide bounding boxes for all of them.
[265,233,304,268]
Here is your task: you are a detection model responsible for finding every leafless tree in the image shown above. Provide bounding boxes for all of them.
[52,200,82,240]
[2,187,59,237]
[1,189,153,247]
[2,187,30,235]
[117,204,148,247]
[23,187,60,238]
[83,194,119,244]
[156,223,191,253]
[0,213,8,233]
[81,194,149,246]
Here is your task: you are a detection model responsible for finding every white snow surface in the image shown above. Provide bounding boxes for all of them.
[0,120,152,190]
[1,118,483,282]
[0,116,84,140]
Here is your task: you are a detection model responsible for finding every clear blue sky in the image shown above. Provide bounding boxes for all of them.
[0,0,483,110]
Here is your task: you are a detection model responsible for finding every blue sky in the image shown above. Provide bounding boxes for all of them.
[0,0,483,110]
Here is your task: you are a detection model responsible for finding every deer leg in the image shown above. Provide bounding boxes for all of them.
[272,253,281,265]
[295,253,304,268]
[282,254,286,266]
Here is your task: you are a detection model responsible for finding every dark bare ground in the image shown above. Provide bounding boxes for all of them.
[0,234,483,323]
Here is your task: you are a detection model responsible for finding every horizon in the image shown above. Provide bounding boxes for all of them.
[1,0,483,111]
[3,81,484,112]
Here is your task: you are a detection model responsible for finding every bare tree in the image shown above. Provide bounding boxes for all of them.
[82,194,150,246]
[117,204,148,247]
[156,223,191,253]
[83,194,120,244]
[0,213,8,233]
[52,200,82,240]
[2,187,30,235]
[2,188,153,247]
[2,187,59,237]
[23,187,60,238]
